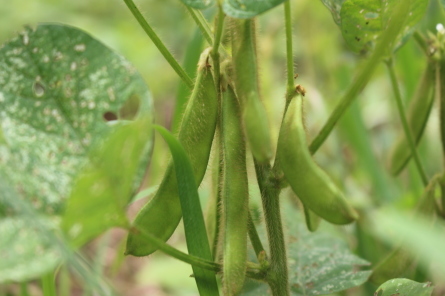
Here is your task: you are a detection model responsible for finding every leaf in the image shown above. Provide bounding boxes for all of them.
[0,24,152,214]
[223,0,286,18]
[0,217,60,283]
[179,0,214,9]
[320,0,347,25]
[370,209,445,281]
[62,118,153,247]
[375,278,434,296]
[242,204,371,295]
[339,0,428,54]
[153,125,219,296]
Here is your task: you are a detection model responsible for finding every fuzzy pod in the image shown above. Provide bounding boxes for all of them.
[277,95,358,225]
[388,62,435,175]
[126,63,218,256]
[231,18,273,163]
[222,85,249,295]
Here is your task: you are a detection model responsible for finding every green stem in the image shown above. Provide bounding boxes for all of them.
[134,226,265,280]
[248,211,266,258]
[41,272,56,296]
[134,226,219,271]
[254,161,290,296]
[413,31,429,57]
[385,59,428,186]
[20,283,30,296]
[284,0,295,102]
[185,6,214,45]
[122,0,194,89]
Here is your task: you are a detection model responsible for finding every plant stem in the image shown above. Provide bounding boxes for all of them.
[122,0,193,89]
[186,6,214,45]
[20,283,30,296]
[284,0,295,102]
[41,272,56,296]
[413,31,429,57]
[134,226,219,271]
[385,58,428,186]
[248,211,266,258]
[254,161,290,296]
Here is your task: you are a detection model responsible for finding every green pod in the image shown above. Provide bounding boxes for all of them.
[126,62,218,257]
[277,95,358,225]
[222,85,249,295]
[231,18,273,163]
[388,62,435,175]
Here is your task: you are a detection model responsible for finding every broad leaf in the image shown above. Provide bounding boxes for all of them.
[223,0,286,18]
[242,206,371,295]
[179,0,214,9]
[375,278,434,296]
[0,24,152,214]
[154,126,219,296]
[0,217,60,283]
[62,118,153,247]
[320,0,347,25]
[339,0,428,54]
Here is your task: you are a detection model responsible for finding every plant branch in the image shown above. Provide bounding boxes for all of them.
[248,211,266,258]
[122,0,194,89]
[385,58,428,186]
[284,0,296,102]
[254,161,290,296]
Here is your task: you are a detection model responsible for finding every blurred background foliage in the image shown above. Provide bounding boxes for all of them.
[1,0,445,295]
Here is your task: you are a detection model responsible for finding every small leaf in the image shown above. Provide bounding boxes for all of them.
[375,278,434,296]
[223,0,286,18]
[340,0,428,54]
[62,118,153,247]
[320,0,347,25]
[154,125,219,296]
[0,24,152,214]
[179,0,214,9]
[241,204,371,295]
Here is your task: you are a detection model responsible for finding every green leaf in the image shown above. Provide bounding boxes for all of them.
[62,118,153,247]
[153,125,219,296]
[340,0,428,54]
[179,0,214,9]
[320,0,347,25]
[375,278,434,296]
[223,0,286,18]
[0,24,152,214]
[0,216,60,283]
[370,209,445,280]
[242,205,371,295]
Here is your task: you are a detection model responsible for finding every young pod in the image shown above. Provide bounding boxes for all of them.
[277,95,358,225]
[222,85,249,295]
[387,62,435,175]
[126,57,218,256]
[231,18,273,163]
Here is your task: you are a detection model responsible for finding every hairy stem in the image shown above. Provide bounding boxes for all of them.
[284,0,296,102]
[254,162,290,296]
[248,211,266,258]
[122,0,193,89]
[386,58,428,186]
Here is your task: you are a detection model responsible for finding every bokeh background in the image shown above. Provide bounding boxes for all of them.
[1,0,445,295]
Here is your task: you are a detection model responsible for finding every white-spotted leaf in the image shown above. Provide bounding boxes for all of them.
[242,205,371,295]
[223,0,287,18]
[0,24,152,214]
[375,278,434,296]
[339,0,428,54]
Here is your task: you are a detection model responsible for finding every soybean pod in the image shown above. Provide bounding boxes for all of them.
[222,84,249,296]
[126,54,218,256]
[231,18,273,163]
[277,95,358,225]
[388,62,435,175]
